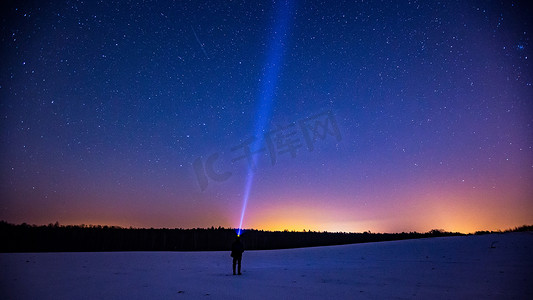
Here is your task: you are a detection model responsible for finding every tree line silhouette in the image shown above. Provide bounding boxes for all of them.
[1,221,460,252]
[1,221,528,252]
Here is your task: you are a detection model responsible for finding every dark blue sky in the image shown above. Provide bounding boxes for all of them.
[1,0,531,233]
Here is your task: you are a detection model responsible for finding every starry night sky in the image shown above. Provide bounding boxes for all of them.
[1,0,531,233]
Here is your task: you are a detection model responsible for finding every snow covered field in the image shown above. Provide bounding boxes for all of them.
[1,232,532,299]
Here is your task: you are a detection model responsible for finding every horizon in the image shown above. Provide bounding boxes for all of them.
[4,220,532,235]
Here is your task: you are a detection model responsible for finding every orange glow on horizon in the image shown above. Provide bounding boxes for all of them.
[237,182,533,234]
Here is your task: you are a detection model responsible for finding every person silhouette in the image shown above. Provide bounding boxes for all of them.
[231,236,244,275]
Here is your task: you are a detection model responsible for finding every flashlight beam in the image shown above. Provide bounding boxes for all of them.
[237,0,295,236]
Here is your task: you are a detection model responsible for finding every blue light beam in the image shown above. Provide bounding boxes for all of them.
[237,0,295,236]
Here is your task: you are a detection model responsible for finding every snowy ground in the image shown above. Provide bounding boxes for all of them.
[1,232,532,299]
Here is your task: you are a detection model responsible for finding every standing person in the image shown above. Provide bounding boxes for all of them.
[231,236,244,275]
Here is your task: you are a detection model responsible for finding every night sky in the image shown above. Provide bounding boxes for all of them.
[1,0,531,233]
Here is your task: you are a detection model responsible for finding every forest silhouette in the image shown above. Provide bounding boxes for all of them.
[1,221,530,252]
